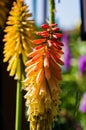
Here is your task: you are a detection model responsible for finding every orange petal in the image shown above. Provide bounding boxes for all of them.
[28,46,44,58]
[36,69,44,84]
[44,67,51,80]
[50,52,64,66]
[25,59,33,66]
[36,31,49,37]
[44,56,49,68]
[39,79,46,96]
[35,44,45,50]
[31,50,44,62]
[50,56,61,72]
[49,49,60,59]
[33,39,46,44]
[33,60,43,72]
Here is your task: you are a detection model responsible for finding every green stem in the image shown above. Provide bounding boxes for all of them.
[49,0,55,24]
[15,56,22,130]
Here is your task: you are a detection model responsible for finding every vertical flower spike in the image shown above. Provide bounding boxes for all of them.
[24,23,64,130]
[3,0,34,80]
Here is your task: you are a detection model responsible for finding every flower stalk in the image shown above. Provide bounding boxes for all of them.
[49,0,55,24]
[15,56,22,130]
[15,54,23,130]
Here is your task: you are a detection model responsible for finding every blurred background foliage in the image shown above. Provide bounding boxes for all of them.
[0,0,86,130]
[0,0,16,29]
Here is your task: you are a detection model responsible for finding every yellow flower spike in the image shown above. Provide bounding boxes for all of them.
[3,0,35,80]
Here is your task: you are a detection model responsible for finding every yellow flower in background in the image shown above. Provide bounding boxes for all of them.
[3,0,35,80]
[24,23,64,130]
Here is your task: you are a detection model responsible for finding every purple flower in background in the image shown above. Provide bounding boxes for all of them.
[79,93,86,113]
[78,55,86,74]
[62,33,71,71]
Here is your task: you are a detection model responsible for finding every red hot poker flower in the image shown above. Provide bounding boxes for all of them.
[24,23,64,130]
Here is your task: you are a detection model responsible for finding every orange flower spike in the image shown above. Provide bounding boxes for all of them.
[24,23,64,130]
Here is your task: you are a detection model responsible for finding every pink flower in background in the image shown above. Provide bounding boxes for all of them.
[79,93,86,113]
[78,55,86,75]
[62,33,71,71]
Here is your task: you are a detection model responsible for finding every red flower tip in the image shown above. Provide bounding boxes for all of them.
[41,24,49,29]
[36,31,49,37]
[53,33,63,39]
[52,27,60,31]
[33,39,46,44]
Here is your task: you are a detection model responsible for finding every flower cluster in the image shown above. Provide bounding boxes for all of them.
[3,0,34,79]
[24,23,64,129]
